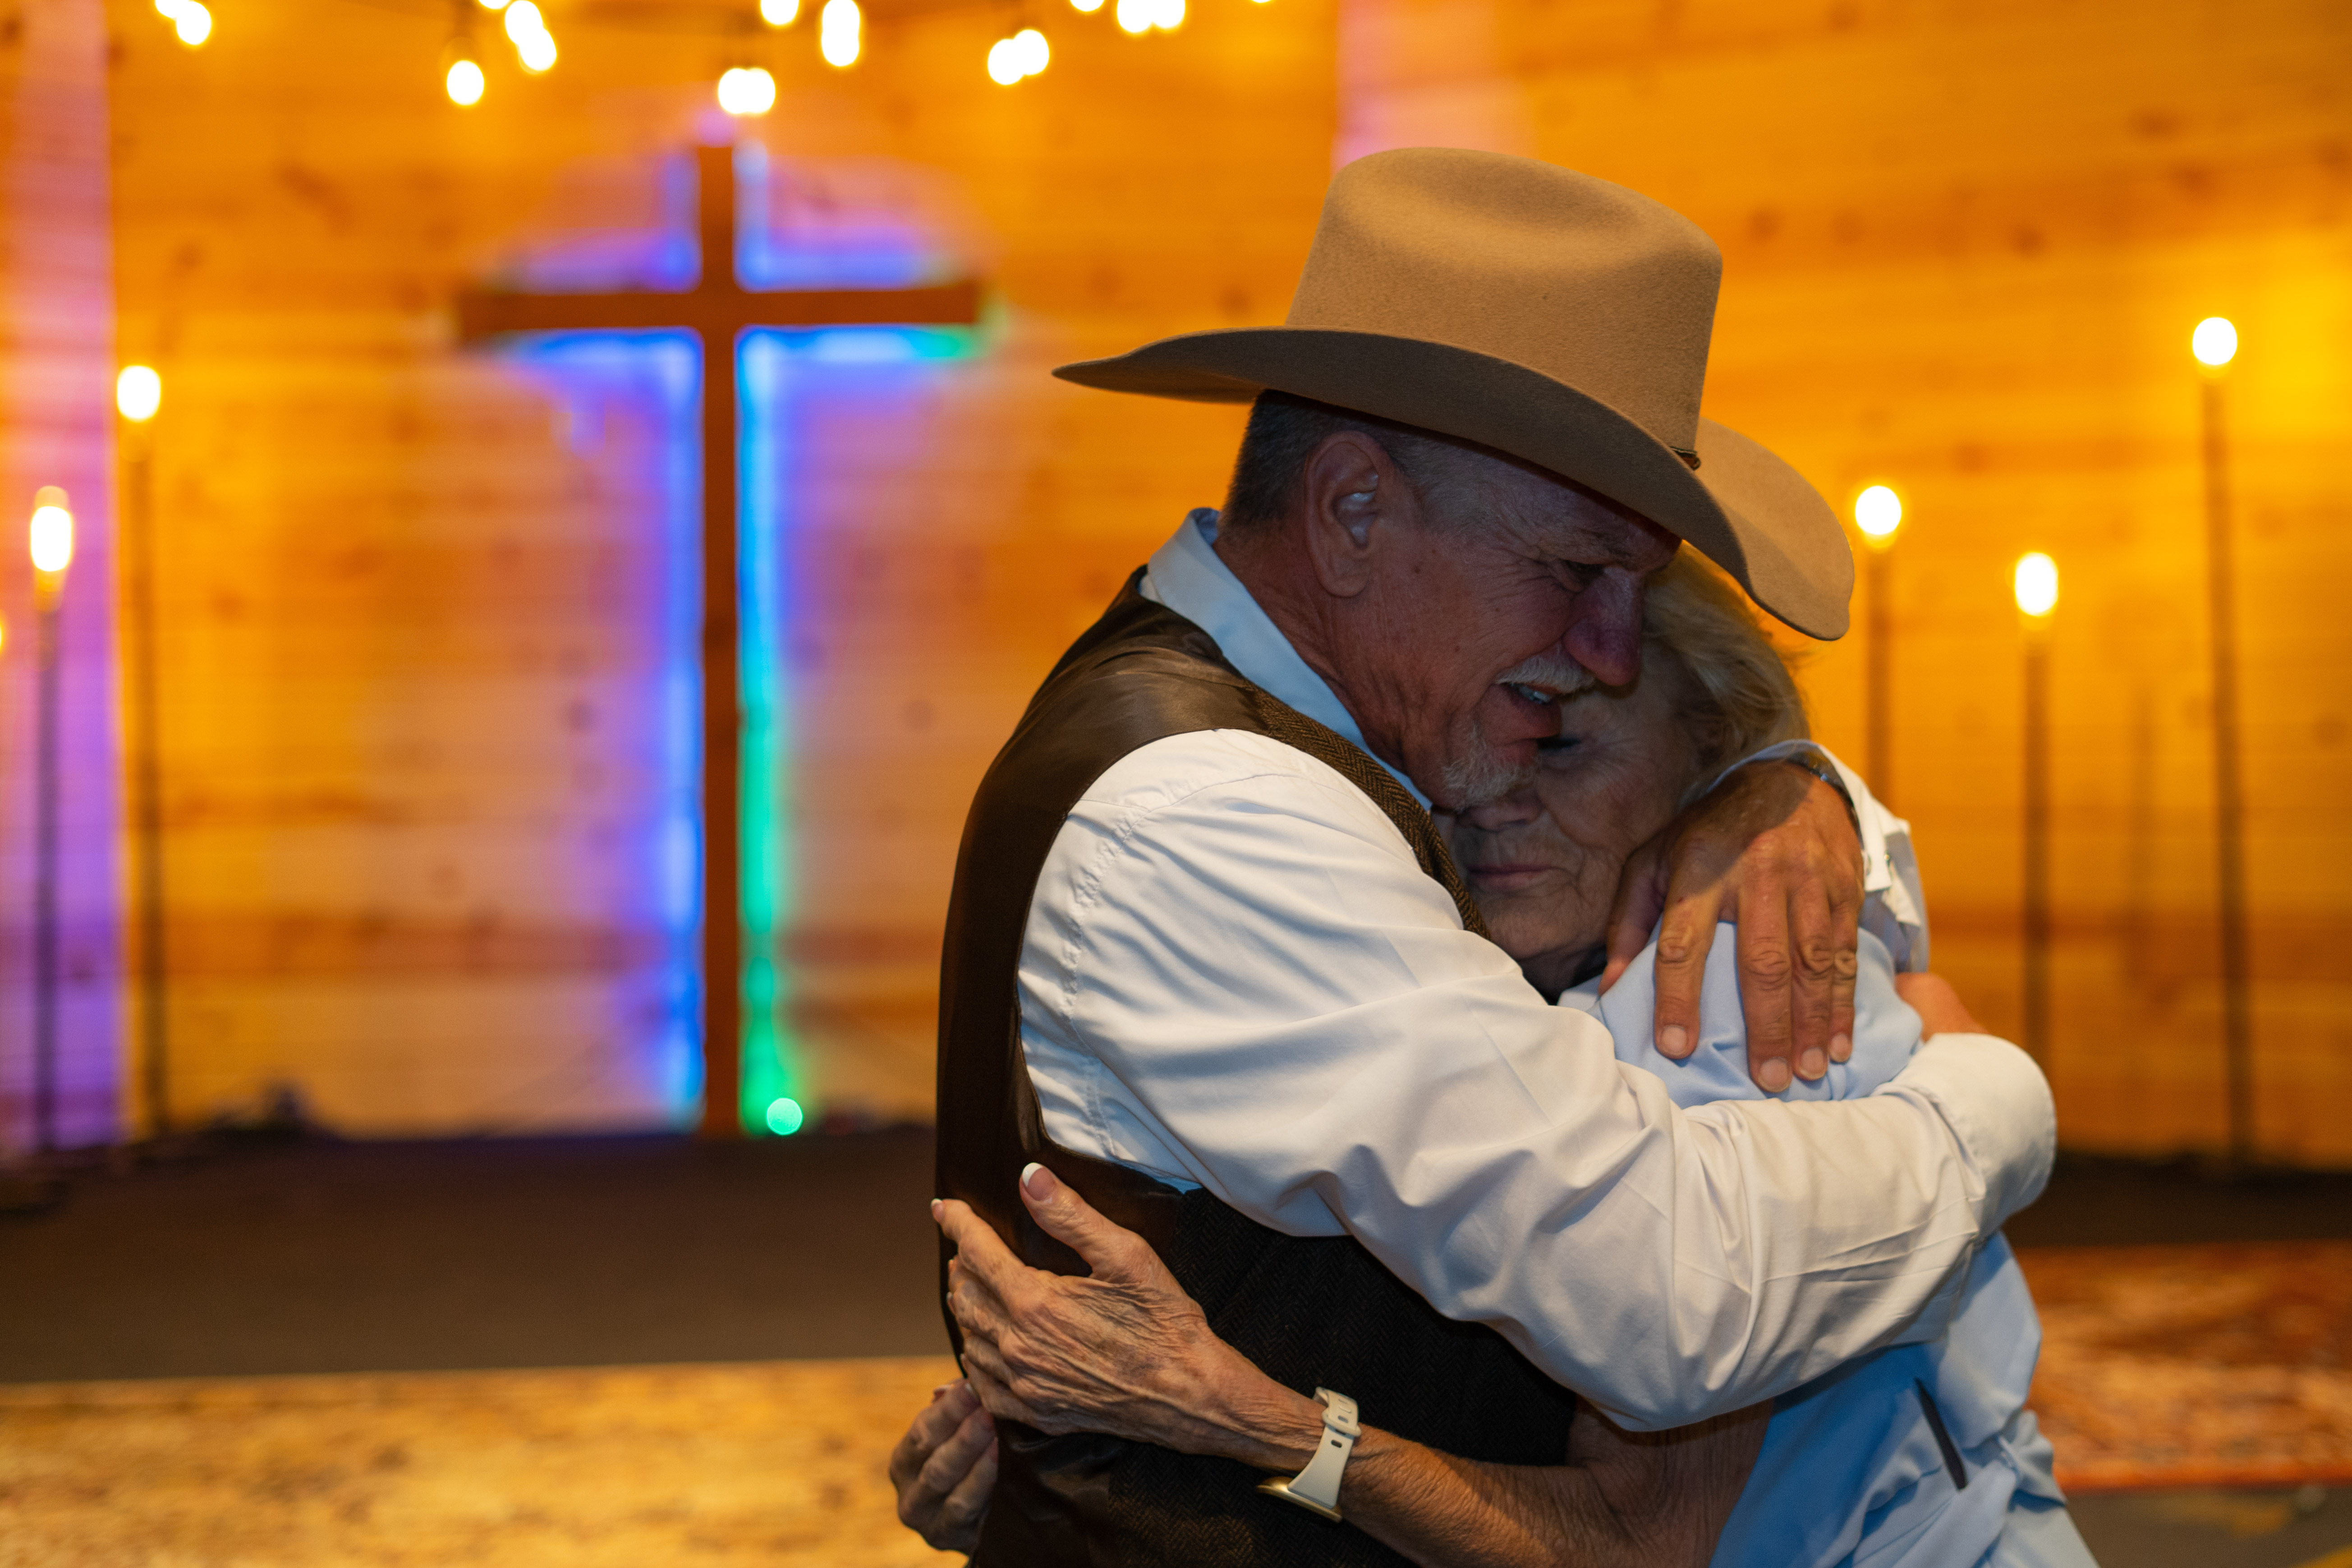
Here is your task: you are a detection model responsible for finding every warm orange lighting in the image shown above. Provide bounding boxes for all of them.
[2013,552,2058,618]
[29,487,74,576]
[761,0,799,21]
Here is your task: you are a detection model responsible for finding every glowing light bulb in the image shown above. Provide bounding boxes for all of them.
[445,57,486,104]
[516,26,556,70]
[173,1,210,43]
[2013,552,2058,618]
[116,365,163,423]
[1115,0,1150,32]
[717,65,777,115]
[765,1096,805,1135]
[1853,483,1902,542]
[504,1,542,40]
[1151,0,1184,28]
[819,0,859,64]
[761,0,799,20]
[476,0,509,9]
[1012,27,1049,74]
[1070,0,1103,12]
[2191,316,2237,369]
[986,37,1023,83]
[29,487,73,575]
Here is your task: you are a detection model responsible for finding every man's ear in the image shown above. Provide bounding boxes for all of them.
[1297,431,1411,599]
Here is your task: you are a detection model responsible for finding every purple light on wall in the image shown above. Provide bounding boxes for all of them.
[0,0,124,1152]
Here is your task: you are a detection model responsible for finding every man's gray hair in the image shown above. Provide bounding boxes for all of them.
[1221,390,1479,531]
[1645,553,1811,798]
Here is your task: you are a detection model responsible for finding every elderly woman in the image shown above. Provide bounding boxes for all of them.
[900,557,2089,1568]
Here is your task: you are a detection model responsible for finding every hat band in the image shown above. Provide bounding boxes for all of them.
[1672,446,1701,470]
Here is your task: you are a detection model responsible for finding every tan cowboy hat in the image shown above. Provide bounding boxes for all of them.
[1053,147,1852,639]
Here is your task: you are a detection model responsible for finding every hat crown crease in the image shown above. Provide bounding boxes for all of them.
[1286,148,1723,451]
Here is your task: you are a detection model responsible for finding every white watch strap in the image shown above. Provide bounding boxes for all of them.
[1255,1388,1360,1522]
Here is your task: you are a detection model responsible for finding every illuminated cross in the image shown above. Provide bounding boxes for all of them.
[458,144,980,1137]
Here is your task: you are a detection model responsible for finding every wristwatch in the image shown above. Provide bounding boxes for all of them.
[1256,1388,1360,1522]
[1773,744,1860,837]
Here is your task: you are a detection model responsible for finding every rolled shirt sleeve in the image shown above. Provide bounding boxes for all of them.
[1019,729,2056,1430]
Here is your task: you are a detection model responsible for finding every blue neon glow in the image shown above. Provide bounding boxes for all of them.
[487,148,983,1135]
[504,330,706,1124]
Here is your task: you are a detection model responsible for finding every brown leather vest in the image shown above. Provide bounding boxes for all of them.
[936,574,1578,1567]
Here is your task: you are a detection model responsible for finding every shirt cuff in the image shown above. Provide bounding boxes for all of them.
[1882,1031,2057,1232]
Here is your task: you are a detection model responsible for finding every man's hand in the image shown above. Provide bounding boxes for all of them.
[1893,972,1986,1039]
[888,1380,997,1554]
[937,1166,1325,1473]
[1602,759,1863,1091]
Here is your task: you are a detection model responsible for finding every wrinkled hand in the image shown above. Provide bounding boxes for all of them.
[1602,760,1863,1091]
[936,1166,1318,1470]
[888,1379,997,1554]
[1893,971,1986,1039]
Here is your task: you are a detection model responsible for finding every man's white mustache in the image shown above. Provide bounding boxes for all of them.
[1495,652,1596,704]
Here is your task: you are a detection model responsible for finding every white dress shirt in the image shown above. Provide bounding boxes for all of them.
[1020,510,2055,1430]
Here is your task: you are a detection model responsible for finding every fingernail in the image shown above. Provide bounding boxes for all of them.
[1759,1058,1792,1092]
[1830,1032,1852,1063]
[1798,1047,1827,1080]
[930,1198,943,1221]
[1659,1024,1689,1057]
[1020,1161,1052,1198]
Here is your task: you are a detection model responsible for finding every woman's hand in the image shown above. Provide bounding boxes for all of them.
[935,1165,1327,1472]
[888,1380,997,1554]
[1892,971,1986,1038]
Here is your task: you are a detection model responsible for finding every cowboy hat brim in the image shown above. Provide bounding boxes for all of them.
[1054,326,1851,640]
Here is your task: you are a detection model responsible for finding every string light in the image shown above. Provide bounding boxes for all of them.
[29,488,74,577]
[761,0,800,22]
[1114,0,1150,32]
[1152,0,1184,29]
[819,0,860,65]
[154,0,211,46]
[2013,552,2058,618]
[476,0,508,8]
[446,56,487,104]
[505,0,557,71]
[2192,316,2237,369]
[989,27,1048,83]
[116,366,163,423]
[1070,0,1103,12]
[717,65,777,115]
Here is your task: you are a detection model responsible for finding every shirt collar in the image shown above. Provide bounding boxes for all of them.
[1139,508,1430,808]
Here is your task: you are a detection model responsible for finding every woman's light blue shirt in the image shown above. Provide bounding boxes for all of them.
[1562,925,2068,1568]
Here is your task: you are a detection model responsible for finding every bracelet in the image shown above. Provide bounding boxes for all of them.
[1773,745,1860,837]
[1255,1388,1360,1523]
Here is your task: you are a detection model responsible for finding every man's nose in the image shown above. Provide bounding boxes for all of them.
[1458,784,1544,832]
[1562,569,1645,687]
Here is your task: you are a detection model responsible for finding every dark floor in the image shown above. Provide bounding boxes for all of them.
[0,1128,950,1382]
[5,1136,2350,1566]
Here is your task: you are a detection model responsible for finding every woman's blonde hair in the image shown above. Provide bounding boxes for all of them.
[1642,553,1809,799]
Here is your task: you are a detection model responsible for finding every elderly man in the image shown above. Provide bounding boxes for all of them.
[928,148,2053,1565]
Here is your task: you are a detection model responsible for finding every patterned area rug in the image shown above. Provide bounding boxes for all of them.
[6,1245,2348,1562]
[2019,1242,2352,1493]
[0,1357,966,1568]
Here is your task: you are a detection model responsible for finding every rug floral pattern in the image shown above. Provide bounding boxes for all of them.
[2018,1242,2352,1492]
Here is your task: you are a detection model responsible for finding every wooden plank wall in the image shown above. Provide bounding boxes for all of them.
[98,0,2352,1161]
[103,0,1331,1135]
[1335,0,2352,1162]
